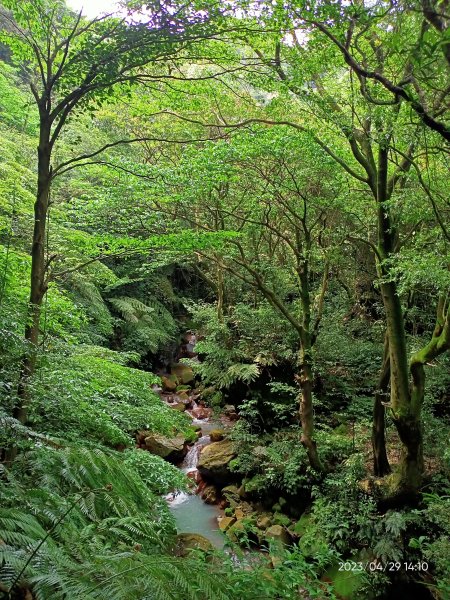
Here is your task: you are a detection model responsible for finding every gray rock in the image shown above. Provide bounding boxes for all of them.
[144,434,186,462]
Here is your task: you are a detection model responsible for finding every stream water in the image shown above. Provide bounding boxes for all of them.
[166,417,226,548]
[160,335,435,598]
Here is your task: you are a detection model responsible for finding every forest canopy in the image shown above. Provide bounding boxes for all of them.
[0,0,449,599]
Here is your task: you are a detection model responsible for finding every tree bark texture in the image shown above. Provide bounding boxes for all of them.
[13,121,52,425]
[372,334,391,476]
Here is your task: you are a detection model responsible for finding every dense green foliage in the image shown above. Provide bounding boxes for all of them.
[0,0,449,598]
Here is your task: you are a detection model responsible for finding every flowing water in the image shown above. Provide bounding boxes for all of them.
[163,332,227,548]
[166,413,226,548]
[168,494,225,548]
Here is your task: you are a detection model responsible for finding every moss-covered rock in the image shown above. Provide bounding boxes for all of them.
[273,513,291,527]
[234,506,245,520]
[221,484,240,505]
[161,374,178,392]
[201,484,218,504]
[226,520,247,543]
[175,533,213,556]
[232,501,255,520]
[171,364,194,384]
[292,512,312,537]
[210,429,225,442]
[198,440,236,484]
[176,390,191,404]
[264,524,290,546]
[218,516,236,531]
[256,514,272,530]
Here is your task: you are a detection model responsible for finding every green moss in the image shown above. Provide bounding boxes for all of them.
[324,559,372,600]
[293,512,312,536]
[273,513,291,527]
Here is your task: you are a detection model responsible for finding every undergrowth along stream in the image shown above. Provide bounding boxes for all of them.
[0,2,449,596]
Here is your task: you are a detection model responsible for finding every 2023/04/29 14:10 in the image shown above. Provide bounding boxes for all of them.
[338,561,429,572]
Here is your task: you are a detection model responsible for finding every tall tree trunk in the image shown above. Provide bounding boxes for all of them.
[376,145,423,494]
[372,334,391,476]
[403,298,450,490]
[384,277,424,494]
[216,262,224,322]
[297,335,324,472]
[13,122,52,425]
[297,254,324,473]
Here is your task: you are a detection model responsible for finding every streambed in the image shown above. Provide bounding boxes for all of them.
[166,411,226,547]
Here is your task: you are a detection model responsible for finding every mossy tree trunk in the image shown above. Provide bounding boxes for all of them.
[213,231,328,473]
[216,262,225,323]
[297,333,323,472]
[375,144,424,494]
[406,298,450,484]
[297,249,324,473]
[372,334,391,476]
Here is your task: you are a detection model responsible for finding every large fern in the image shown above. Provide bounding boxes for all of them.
[109,295,177,355]
[0,446,229,600]
[68,272,114,342]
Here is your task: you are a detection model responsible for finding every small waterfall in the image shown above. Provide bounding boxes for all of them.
[180,434,210,474]
[167,431,225,548]
[181,444,201,474]
[163,331,225,547]
[167,490,190,506]
[166,429,210,506]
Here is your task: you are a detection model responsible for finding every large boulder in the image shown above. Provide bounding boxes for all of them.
[218,516,236,532]
[264,524,290,546]
[197,440,236,484]
[144,434,186,462]
[210,429,225,442]
[175,533,213,556]
[161,374,178,392]
[171,364,194,385]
